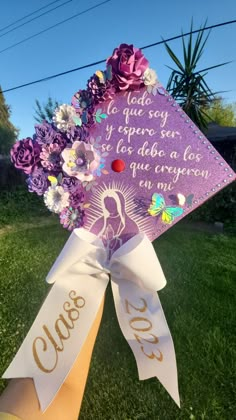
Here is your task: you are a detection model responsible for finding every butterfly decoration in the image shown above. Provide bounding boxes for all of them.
[169,193,194,207]
[71,92,81,110]
[95,65,113,84]
[146,82,165,96]
[148,193,184,224]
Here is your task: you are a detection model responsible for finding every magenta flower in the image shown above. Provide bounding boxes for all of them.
[107,44,149,91]
[87,74,116,104]
[40,143,61,172]
[10,138,41,174]
[61,141,100,182]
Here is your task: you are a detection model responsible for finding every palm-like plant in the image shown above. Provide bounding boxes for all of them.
[165,21,229,129]
[34,96,60,123]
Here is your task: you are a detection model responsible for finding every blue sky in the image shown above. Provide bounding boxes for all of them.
[1,0,236,139]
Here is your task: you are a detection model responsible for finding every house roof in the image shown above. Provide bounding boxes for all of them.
[206,123,236,142]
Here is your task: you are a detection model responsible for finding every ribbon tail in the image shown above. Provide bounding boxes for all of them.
[3,272,109,412]
[111,278,180,407]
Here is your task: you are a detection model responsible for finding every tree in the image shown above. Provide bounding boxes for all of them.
[34,96,60,123]
[164,21,229,130]
[204,97,236,126]
[0,87,18,155]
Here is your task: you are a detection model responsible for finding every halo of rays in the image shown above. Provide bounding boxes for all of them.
[85,181,153,237]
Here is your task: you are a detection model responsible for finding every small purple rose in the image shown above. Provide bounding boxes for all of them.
[34,121,56,145]
[61,176,81,192]
[69,188,85,208]
[27,168,49,195]
[10,137,41,175]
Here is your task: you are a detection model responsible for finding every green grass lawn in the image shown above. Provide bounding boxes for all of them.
[0,219,235,420]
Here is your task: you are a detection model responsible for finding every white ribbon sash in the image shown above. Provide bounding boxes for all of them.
[3,229,180,411]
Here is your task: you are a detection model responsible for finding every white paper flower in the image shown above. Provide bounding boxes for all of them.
[143,68,158,86]
[53,104,77,132]
[44,185,69,214]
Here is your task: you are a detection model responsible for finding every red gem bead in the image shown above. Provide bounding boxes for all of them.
[111,159,126,173]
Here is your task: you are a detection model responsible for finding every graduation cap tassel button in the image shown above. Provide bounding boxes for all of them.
[111,159,126,173]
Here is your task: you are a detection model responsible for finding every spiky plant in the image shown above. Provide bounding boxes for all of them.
[34,96,60,123]
[165,21,229,129]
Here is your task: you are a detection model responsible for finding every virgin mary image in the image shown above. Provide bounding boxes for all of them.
[90,189,139,257]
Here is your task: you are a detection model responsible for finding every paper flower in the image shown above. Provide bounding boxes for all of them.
[143,68,158,86]
[69,188,85,208]
[72,89,93,112]
[61,141,100,182]
[143,68,163,95]
[34,121,57,145]
[10,137,41,175]
[52,133,67,149]
[60,206,85,231]
[107,44,149,90]
[83,109,96,128]
[65,125,89,143]
[61,176,81,192]
[40,143,62,172]
[53,104,77,132]
[87,74,116,104]
[44,185,69,214]
[27,168,49,196]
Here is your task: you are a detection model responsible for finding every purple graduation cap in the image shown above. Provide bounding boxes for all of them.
[11,44,236,255]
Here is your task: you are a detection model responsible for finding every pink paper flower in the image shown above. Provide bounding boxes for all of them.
[107,44,149,91]
[61,141,100,182]
[40,143,61,172]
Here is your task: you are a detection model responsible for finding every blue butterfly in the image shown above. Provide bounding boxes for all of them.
[148,193,184,224]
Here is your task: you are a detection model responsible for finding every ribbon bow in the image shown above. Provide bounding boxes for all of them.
[3,229,180,411]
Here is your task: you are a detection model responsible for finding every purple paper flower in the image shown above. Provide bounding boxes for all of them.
[65,125,89,143]
[71,90,95,128]
[71,89,93,112]
[27,168,49,195]
[60,206,85,231]
[61,176,81,192]
[107,44,149,91]
[34,121,56,145]
[10,137,41,175]
[51,131,67,148]
[69,188,85,208]
[83,109,96,129]
[61,141,100,182]
[40,143,62,172]
[87,74,116,104]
